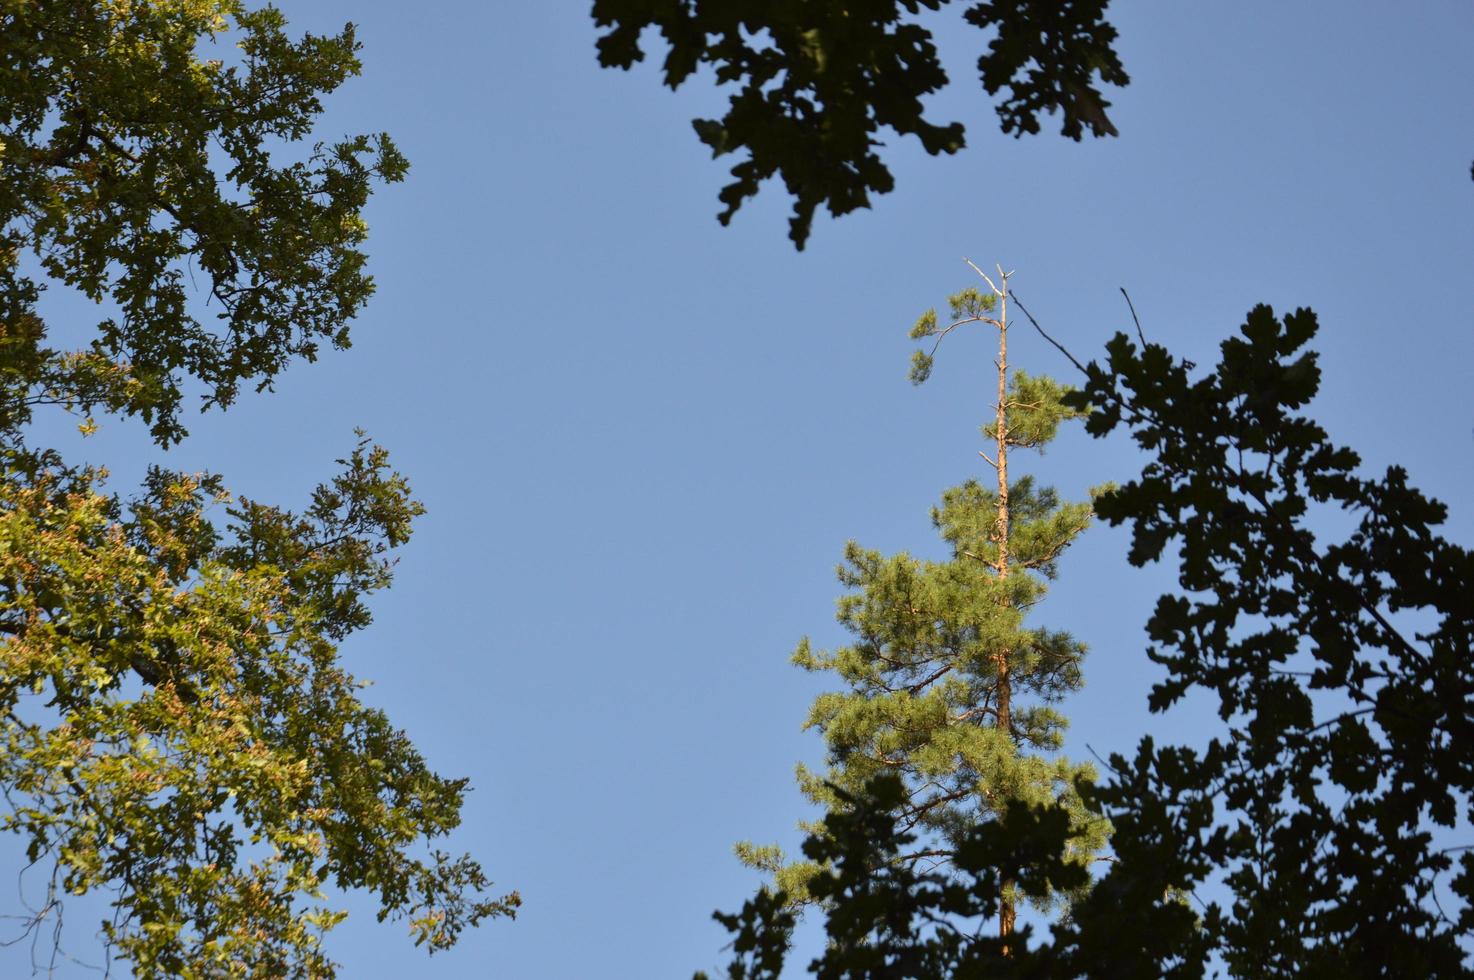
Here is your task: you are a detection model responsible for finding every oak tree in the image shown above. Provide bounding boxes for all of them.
[1046,303,1474,976]
[0,3,515,975]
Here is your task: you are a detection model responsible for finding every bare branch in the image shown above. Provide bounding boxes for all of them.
[964,257,1005,298]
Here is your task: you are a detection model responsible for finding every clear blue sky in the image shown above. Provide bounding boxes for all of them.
[7,2,1473,976]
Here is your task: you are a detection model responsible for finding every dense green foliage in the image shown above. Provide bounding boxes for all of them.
[738,275,1107,937]
[0,3,513,975]
[0,439,517,975]
[591,1,1127,247]
[707,304,1474,976]
[2,0,407,446]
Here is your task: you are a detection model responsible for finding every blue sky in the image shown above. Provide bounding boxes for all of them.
[7,2,1473,976]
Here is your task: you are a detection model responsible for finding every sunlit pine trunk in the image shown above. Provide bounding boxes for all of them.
[993,279,1016,945]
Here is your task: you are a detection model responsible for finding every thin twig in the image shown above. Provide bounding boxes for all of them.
[1084,743,1125,777]
[1007,292,1087,375]
[1120,287,1146,347]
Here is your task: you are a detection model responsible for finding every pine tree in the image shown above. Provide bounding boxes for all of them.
[739,265,1108,940]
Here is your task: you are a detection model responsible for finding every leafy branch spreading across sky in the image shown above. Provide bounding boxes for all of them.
[0,3,514,974]
[592,1,1128,247]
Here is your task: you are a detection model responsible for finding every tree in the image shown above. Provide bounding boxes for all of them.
[591,1,1127,248]
[2,1,412,447]
[0,3,515,975]
[707,300,1474,976]
[1044,302,1474,976]
[738,266,1106,943]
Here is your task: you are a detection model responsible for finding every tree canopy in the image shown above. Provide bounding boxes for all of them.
[2,0,407,446]
[591,1,1127,248]
[0,3,514,974]
[704,301,1474,976]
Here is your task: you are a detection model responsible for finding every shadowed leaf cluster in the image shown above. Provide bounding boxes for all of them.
[592,1,1127,248]
[1054,305,1474,976]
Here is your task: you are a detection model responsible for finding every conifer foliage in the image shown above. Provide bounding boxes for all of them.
[740,267,1107,939]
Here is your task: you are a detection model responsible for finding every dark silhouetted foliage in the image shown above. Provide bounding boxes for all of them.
[1055,305,1474,976]
[591,1,1127,248]
[701,775,1091,979]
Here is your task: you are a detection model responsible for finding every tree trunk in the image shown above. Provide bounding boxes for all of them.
[994,278,1015,948]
